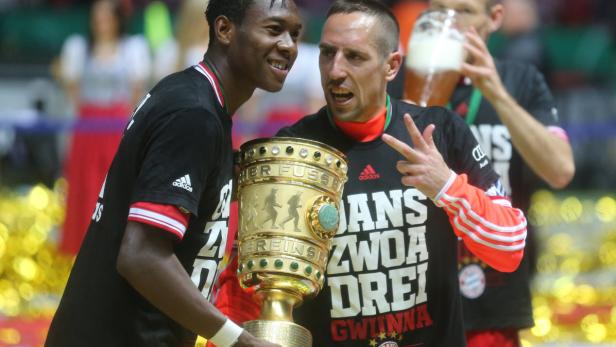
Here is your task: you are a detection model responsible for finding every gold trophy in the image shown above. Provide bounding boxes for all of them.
[237,137,348,347]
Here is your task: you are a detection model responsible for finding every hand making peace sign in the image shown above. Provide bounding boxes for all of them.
[382,113,453,199]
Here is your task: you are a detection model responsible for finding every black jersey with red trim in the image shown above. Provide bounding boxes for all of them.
[276,99,500,347]
[46,65,234,347]
[450,61,561,331]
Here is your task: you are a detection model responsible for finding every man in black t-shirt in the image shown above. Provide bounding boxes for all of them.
[271,1,529,346]
[45,1,303,347]
[390,0,575,346]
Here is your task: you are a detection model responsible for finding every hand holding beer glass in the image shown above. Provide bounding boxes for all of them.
[404,9,466,107]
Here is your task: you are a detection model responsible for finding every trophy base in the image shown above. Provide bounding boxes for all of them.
[243,320,312,347]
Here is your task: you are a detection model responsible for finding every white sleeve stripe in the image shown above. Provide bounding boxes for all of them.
[491,199,512,207]
[128,208,187,235]
[447,206,526,251]
[439,194,527,233]
[128,213,185,238]
[443,205,527,243]
[433,171,457,202]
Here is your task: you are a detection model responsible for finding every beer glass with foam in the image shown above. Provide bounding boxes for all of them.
[404,10,465,107]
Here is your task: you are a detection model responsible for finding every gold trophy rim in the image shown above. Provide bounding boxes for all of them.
[240,136,348,164]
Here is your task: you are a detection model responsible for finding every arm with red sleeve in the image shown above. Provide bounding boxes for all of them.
[382,112,526,274]
[433,171,526,272]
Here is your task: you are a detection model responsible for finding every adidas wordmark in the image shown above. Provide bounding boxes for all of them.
[172,174,193,192]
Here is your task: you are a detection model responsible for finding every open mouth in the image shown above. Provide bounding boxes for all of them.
[267,58,289,72]
[331,88,354,103]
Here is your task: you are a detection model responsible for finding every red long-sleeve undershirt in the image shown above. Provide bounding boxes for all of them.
[433,172,527,273]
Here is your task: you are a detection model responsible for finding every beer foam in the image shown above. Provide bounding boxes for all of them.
[406,35,464,73]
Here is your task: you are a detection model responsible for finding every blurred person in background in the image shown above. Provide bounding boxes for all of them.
[498,0,547,76]
[391,0,575,345]
[153,0,210,82]
[45,0,301,346]
[56,0,151,254]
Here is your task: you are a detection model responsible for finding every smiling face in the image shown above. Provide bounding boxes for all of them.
[227,0,302,92]
[319,12,400,122]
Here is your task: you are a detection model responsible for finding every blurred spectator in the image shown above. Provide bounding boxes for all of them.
[152,0,209,82]
[0,79,60,188]
[498,0,547,74]
[56,0,151,254]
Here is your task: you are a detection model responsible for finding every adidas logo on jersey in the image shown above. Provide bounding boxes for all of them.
[359,164,380,181]
[172,174,193,192]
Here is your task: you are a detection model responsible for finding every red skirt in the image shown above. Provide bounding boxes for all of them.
[60,103,129,254]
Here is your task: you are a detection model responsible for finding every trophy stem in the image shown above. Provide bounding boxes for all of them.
[256,289,301,322]
[244,289,312,346]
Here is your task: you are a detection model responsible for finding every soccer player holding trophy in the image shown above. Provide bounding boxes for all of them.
[221,1,530,346]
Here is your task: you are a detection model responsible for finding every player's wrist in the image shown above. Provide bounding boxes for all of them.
[487,83,513,108]
[432,170,457,202]
[209,318,244,347]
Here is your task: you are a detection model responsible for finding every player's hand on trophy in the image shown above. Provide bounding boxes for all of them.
[382,113,451,199]
[234,331,282,347]
[460,27,507,103]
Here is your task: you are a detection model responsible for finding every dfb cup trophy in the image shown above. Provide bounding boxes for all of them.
[404,9,466,107]
[236,137,348,347]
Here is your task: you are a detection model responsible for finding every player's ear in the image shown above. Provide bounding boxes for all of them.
[488,3,504,33]
[385,51,402,82]
[213,15,235,46]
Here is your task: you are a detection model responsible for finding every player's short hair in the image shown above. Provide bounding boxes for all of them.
[206,0,288,47]
[326,0,400,58]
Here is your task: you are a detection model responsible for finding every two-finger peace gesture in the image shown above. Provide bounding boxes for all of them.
[381,113,452,199]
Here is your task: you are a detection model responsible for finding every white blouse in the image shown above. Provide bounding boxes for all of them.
[60,34,151,105]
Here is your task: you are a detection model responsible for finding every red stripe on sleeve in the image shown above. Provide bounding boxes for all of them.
[128,202,190,240]
[434,173,527,272]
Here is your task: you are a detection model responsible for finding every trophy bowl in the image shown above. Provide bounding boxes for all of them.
[237,137,348,347]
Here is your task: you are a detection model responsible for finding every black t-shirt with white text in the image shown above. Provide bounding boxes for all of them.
[46,67,234,346]
[450,61,559,330]
[277,99,499,346]
[388,60,560,330]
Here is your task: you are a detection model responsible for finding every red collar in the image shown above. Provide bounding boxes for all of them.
[334,107,387,142]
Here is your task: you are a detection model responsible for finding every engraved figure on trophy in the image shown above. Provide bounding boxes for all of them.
[241,192,260,231]
[261,188,281,228]
[281,191,303,232]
